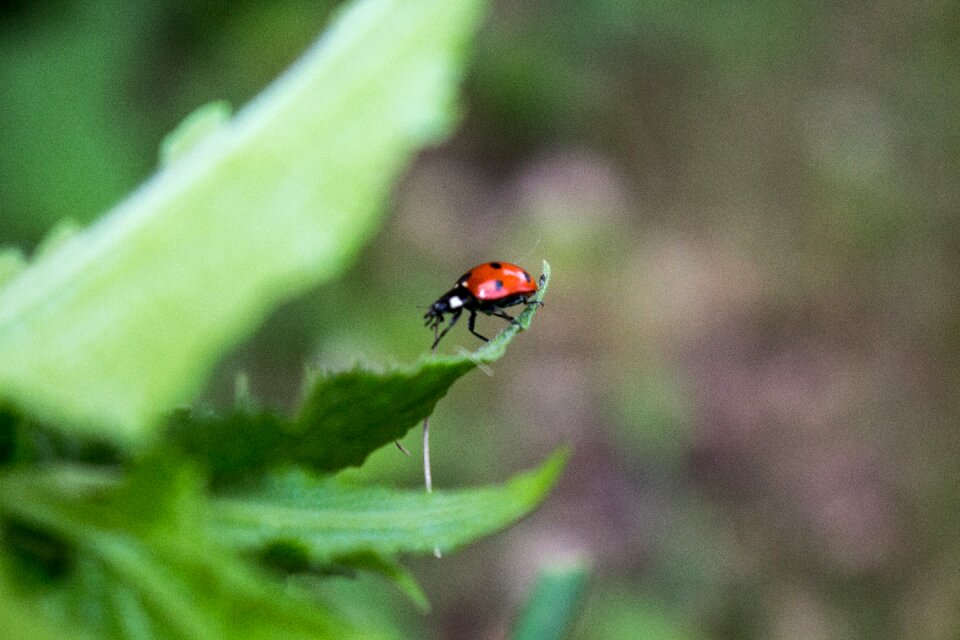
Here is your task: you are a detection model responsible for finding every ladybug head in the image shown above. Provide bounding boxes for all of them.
[423,303,442,328]
[424,288,470,327]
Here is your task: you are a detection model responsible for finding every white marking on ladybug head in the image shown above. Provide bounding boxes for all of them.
[448,295,464,309]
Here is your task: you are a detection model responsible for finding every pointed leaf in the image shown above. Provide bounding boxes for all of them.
[294,261,549,471]
[170,261,550,479]
[212,447,567,560]
[289,359,475,471]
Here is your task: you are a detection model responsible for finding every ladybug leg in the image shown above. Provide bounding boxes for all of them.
[432,308,462,348]
[467,309,490,342]
[489,308,521,327]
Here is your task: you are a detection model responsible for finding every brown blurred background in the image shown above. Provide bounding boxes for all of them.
[3,1,960,638]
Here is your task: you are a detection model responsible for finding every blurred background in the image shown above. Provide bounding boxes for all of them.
[3,1,960,638]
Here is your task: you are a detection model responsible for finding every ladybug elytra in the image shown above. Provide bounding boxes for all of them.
[424,261,540,348]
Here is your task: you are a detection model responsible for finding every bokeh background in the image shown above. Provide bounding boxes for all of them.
[3,1,960,638]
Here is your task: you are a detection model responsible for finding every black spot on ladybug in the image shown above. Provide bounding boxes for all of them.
[489,262,502,269]
[522,271,532,283]
[494,279,504,290]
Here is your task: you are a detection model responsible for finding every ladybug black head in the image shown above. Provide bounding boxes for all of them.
[424,287,473,326]
[424,301,443,326]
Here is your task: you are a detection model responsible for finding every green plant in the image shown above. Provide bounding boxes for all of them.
[0,0,564,637]
[511,559,591,640]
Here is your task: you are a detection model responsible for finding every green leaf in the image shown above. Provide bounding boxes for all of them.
[33,219,82,259]
[0,460,391,640]
[0,0,487,444]
[212,447,568,561]
[289,259,546,471]
[166,406,289,484]
[291,551,432,612]
[290,359,475,471]
[167,359,479,481]
[0,604,71,640]
[171,261,550,479]
[0,573,88,640]
[337,553,430,612]
[510,559,590,640]
[294,261,549,472]
[159,101,232,166]
[0,249,26,288]
[245,515,429,610]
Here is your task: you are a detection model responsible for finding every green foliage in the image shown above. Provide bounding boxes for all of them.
[0,460,388,640]
[170,261,550,482]
[214,448,567,560]
[0,0,566,637]
[159,101,233,166]
[0,0,485,444]
[0,365,561,636]
[0,249,25,288]
[0,0,151,242]
[511,560,591,640]
[0,575,84,640]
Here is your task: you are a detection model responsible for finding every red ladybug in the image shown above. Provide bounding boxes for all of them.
[425,261,540,348]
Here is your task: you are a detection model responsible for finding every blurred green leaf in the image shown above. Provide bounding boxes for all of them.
[0,575,84,640]
[0,0,152,241]
[159,101,233,166]
[212,447,567,561]
[0,460,390,640]
[302,551,431,612]
[0,249,25,288]
[33,219,82,260]
[166,406,288,484]
[0,0,486,445]
[170,261,550,479]
[511,559,591,640]
[573,585,696,640]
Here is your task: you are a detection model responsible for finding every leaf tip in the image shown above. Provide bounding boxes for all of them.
[539,445,570,486]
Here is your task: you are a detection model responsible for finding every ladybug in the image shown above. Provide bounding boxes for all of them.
[425,261,540,348]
